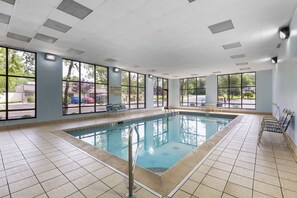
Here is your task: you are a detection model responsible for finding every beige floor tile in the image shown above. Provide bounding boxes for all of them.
[41,175,69,192]
[222,193,236,198]
[256,159,277,169]
[84,161,104,172]
[255,165,278,177]
[224,182,252,198]
[66,191,85,198]
[277,164,297,174]
[35,193,48,198]
[0,177,7,187]
[189,171,206,183]
[47,182,78,198]
[32,163,56,175]
[282,189,297,198]
[235,160,255,171]
[11,184,44,198]
[228,173,253,189]
[172,190,191,198]
[202,175,227,191]
[254,172,280,186]
[280,178,297,192]
[92,166,114,179]
[253,180,282,198]
[80,180,110,198]
[221,151,238,159]
[59,162,80,174]
[134,188,159,198]
[203,159,215,167]
[218,156,236,165]
[208,167,230,180]
[252,191,274,198]
[9,176,38,193]
[193,184,222,198]
[36,168,62,183]
[0,185,9,197]
[65,167,88,181]
[278,170,297,182]
[102,173,126,188]
[197,164,211,174]
[232,166,253,179]
[180,179,199,194]
[72,173,98,189]
[213,161,233,172]
[98,189,121,198]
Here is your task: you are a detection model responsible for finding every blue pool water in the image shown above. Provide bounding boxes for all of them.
[67,113,234,172]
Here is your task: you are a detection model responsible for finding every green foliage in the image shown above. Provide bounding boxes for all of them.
[27,96,35,103]
[244,91,254,98]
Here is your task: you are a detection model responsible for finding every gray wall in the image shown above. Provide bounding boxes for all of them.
[169,70,273,113]
[146,76,154,109]
[108,67,121,104]
[272,7,297,145]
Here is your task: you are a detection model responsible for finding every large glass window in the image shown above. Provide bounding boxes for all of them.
[217,72,256,109]
[180,77,206,107]
[121,70,146,109]
[0,46,36,120]
[153,77,168,107]
[62,59,108,115]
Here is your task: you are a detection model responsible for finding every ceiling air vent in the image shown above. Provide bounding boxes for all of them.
[236,62,248,66]
[67,48,84,55]
[223,42,241,50]
[188,0,196,2]
[7,32,31,43]
[0,13,10,24]
[57,0,93,20]
[43,19,72,33]
[104,58,117,63]
[230,54,246,59]
[208,20,234,34]
[240,67,250,71]
[1,0,15,5]
[213,71,222,74]
[34,33,57,43]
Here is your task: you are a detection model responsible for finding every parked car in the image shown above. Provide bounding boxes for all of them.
[71,96,81,104]
[82,97,95,103]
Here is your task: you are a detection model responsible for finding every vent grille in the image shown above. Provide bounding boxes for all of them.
[236,62,248,66]
[7,32,31,43]
[57,0,93,20]
[43,19,72,33]
[1,0,15,5]
[223,42,241,50]
[240,67,250,71]
[230,54,246,59]
[67,48,84,54]
[104,58,117,63]
[213,71,221,74]
[0,13,10,24]
[34,33,57,43]
[208,20,234,34]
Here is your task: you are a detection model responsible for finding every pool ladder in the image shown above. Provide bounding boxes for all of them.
[126,124,140,198]
[165,107,177,115]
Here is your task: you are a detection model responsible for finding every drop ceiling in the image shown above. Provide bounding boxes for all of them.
[0,0,296,78]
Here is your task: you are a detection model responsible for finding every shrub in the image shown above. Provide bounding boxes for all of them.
[244,92,254,98]
[27,96,35,103]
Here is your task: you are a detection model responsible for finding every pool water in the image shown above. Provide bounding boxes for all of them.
[67,113,234,172]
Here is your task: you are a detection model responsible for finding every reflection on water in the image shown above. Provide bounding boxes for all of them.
[69,113,233,170]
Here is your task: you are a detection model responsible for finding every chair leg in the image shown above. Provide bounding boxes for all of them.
[258,128,264,145]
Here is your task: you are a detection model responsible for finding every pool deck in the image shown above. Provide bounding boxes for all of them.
[0,110,296,197]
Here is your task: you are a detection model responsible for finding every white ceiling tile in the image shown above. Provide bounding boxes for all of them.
[0,1,14,15]
[113,0,150,11]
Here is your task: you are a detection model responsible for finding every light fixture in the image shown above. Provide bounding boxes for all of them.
[113,67,119,73]
[45,53,56,61]
[148,74,153,78]
[271,57,278,64]
[279,27,290,40]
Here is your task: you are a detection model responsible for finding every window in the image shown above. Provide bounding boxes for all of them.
[217,72,256,109]
[0,46,36,120]
[121,70,146,109]
[180,77,206,107]
[153,77,168,107]
[62,59,108,115]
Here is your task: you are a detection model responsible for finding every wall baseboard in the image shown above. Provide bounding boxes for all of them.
[284,132,297,158]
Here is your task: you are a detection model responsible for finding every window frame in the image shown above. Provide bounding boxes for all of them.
[121,70,146,109]
[0,46,37,121]
[217,72,256,110]
[153,77,168,108]
[62,59,109,116]
[179,76,206,107]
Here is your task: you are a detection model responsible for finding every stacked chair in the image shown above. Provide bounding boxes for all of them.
[258,108,294,144]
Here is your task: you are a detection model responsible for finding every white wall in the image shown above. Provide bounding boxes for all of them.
[108,67,121,104]
[146,76,154,109]
[169,71,272,113]
[169,79,179,107]
[272,7,297,145]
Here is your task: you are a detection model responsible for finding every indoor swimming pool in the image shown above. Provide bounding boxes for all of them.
[67,112,235,172]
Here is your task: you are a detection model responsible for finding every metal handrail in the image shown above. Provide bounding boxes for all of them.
[126,124,140,198]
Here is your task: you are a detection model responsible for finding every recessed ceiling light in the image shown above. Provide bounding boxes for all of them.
[57,0,93,20]
[7,32,31,43]
[188,0,196,2]
[1,0,15,5]
[213,71,222,74]
[43,19,72,33]
[67,48,84,55]
[236,62,248,66]
[104,58,117,63]
[276,43,281,48]
[208,20,234,34]
[230,54,246,59]
[0,13,10,24]
[240,67,250,71]
[34,33,57,43]
[222,42,241,50]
